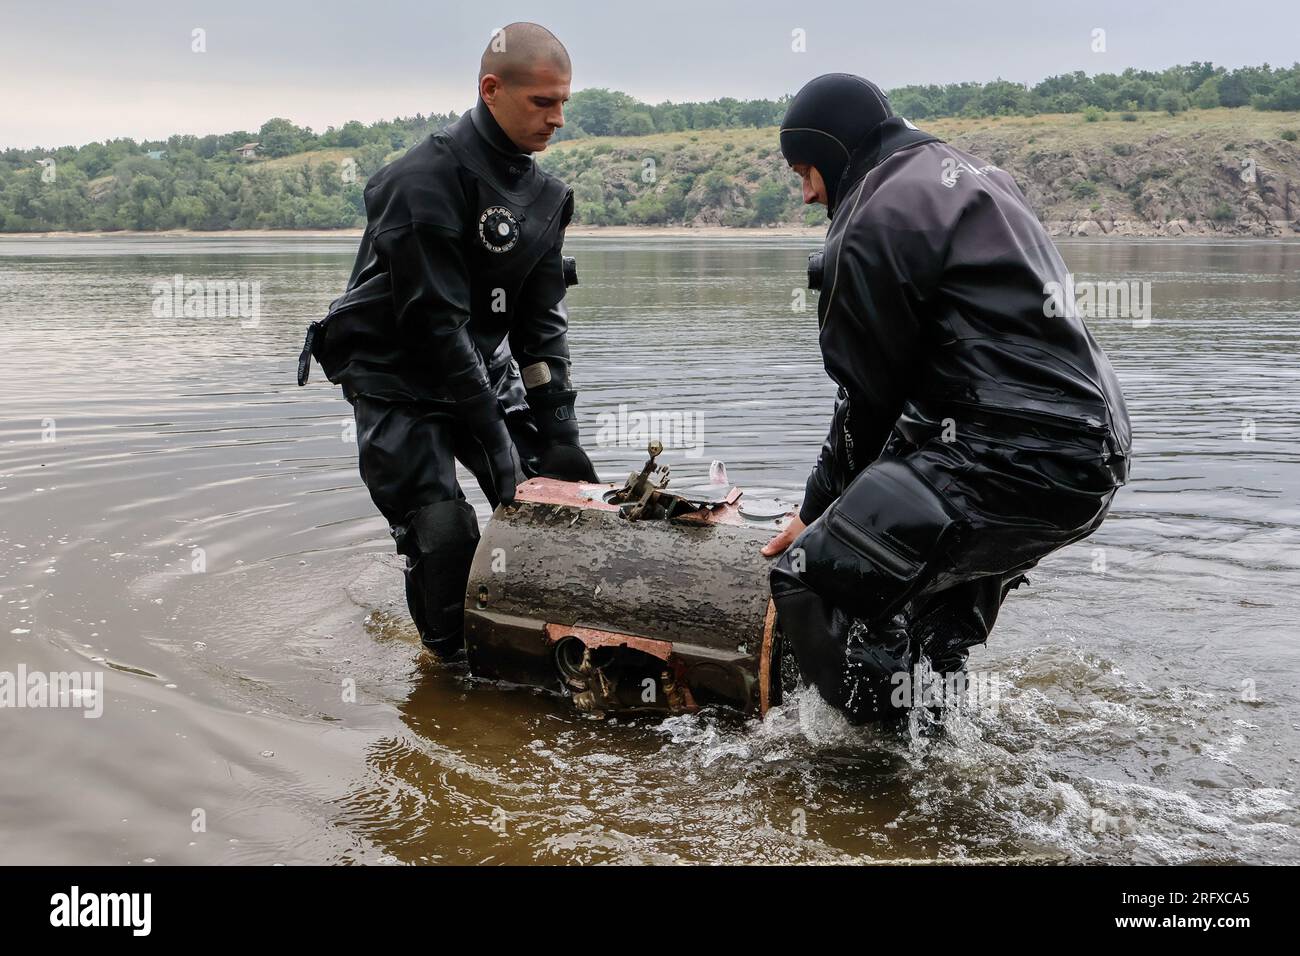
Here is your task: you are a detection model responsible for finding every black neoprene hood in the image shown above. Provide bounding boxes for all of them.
[779,73,894,214]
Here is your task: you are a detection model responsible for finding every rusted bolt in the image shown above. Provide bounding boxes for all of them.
[476,584,489,609]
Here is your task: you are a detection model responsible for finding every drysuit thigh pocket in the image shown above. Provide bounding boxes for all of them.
[789,457,964,623]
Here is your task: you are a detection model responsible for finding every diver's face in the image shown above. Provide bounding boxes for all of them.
[791,163,828,206]
[480,66,570,153]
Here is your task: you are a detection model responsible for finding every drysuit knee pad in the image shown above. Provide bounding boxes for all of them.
[777,457,965,625]
[395,499,481,559]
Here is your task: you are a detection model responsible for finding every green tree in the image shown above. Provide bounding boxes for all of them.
[258,118,310,157]
[1192,77,1221,109]
[1217,72,1252,107]
[566,89,639,136]
[626,190,668,224]
[977,79,1031,115]
[699,169,730,203]
[336,120,367,147]
[753,180,791,223]
[611,110,655,136]
[1158,90,1188,115]
[1255,78,1300,111]
[692,104,725,128]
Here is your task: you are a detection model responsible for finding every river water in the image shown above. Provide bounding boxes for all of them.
[1,235,1297,864]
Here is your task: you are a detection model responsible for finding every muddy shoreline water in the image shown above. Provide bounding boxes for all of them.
[1,235,1297,864]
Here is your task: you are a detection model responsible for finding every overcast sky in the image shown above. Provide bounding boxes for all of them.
[2,0,1297,148]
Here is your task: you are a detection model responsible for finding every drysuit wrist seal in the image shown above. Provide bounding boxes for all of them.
[528,389,598,482]
[528,388,582,445]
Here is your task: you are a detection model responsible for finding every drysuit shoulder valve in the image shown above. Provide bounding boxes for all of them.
[562,256,578,287]
[808,251,824,291]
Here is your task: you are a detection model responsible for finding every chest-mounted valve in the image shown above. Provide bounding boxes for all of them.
[478,206,521,253]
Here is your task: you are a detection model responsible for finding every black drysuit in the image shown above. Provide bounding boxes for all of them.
[772,116,1132,723]
[299,100,596,656]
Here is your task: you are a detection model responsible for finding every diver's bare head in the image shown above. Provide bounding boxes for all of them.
[479,22,571,154]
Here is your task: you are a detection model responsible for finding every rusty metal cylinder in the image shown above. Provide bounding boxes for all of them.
[463,477,791,716]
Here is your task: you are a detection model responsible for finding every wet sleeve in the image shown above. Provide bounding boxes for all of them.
[373,220,490,402]
[799,391,850,525]
[800,182,948,523]
[509,235,573,393]
[824,225,932,463]
[509,194,575,393]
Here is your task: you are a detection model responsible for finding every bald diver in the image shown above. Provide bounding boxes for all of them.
[298,23,598,659]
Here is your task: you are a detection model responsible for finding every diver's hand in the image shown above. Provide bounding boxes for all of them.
[762,515,806,557]
[537,442,599,482]
[456,391,522,507]
[481,435,523,507]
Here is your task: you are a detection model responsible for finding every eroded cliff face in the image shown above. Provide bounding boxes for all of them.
[947,121,1300,238]
[545,109,1300,237]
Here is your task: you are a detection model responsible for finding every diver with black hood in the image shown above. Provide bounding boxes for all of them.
[763,74,1132,723]
[298,23,598,658]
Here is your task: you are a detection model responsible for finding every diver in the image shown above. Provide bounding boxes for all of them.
[297,23,598,659]
[762,73,1132,723]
